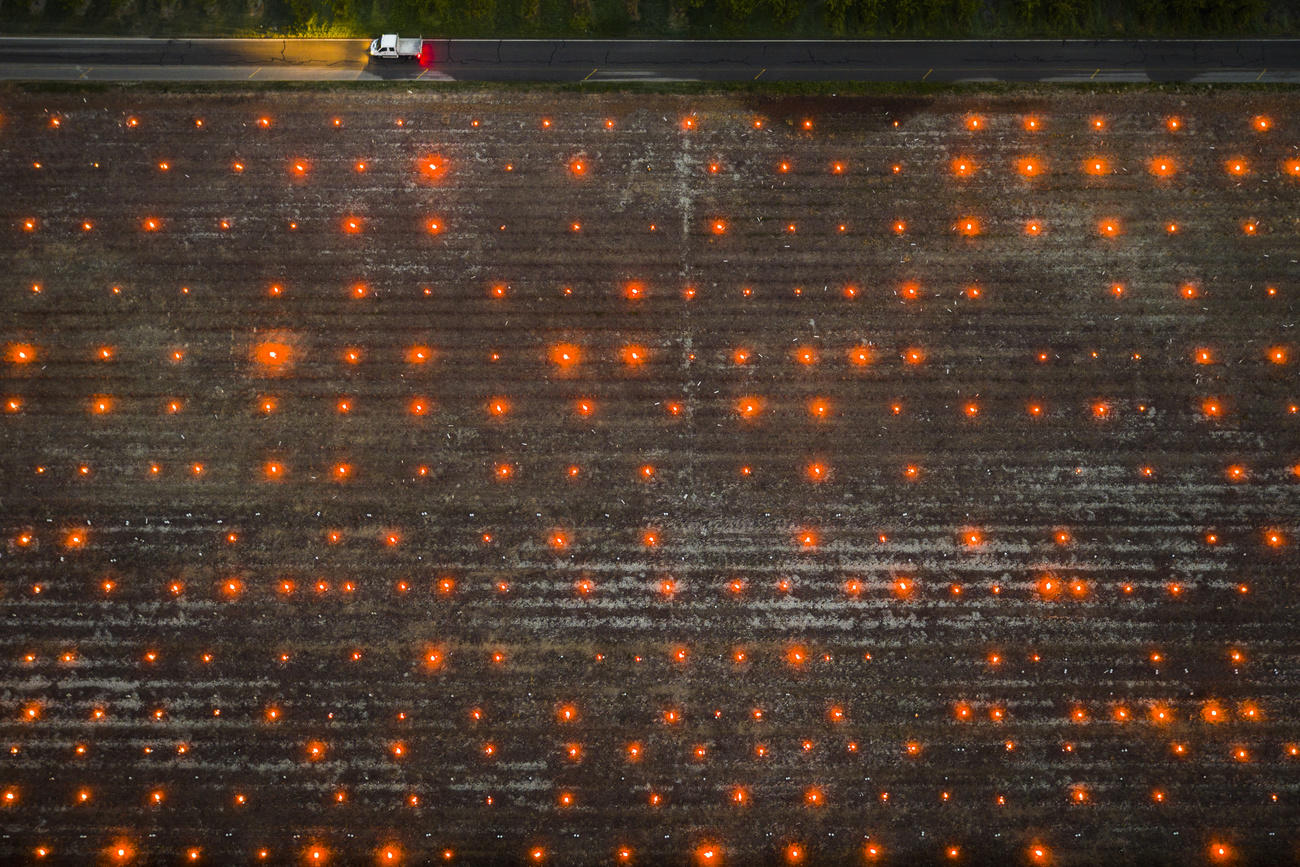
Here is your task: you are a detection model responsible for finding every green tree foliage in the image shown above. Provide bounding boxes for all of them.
[571,0,594,30]
[721,0,759,20]
[764,0,804,23]
[1133,0,1165,27]
[859,0,883,30]
[1048,0,1081,29]
[1016,0,1042,25]
[464,0,496,21]
[892,0,920,31]
[824,0,854,31]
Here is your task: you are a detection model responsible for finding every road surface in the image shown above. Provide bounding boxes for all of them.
[0,36,1298,82]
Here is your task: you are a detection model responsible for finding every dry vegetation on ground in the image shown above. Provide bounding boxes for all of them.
[0,86,1298,864]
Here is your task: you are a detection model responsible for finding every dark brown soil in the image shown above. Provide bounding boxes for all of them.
[1,86,1298,866]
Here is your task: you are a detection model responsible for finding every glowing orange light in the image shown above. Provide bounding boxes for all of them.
[107,841,136,862]
[693,843,722,865]
[1098,218,1122,237]
[956,217,980,236]
[5,343,37,364]
[142,217,161,232]
[710,219,727,235]
[621,344,648,366]
[487,397,510,417]
[808,397,832,420]
[1226,158,1248,176]
[254,341,293,369]
[549,343,581,368]
[840,344,872,367]
[1084,157,1110,176]
[1017,156,1044,177]
[1141,157,1176,182]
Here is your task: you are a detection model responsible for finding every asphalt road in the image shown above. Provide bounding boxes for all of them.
[0,36,1298,82]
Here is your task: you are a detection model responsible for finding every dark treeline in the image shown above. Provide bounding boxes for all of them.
[1,0,1294,38]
